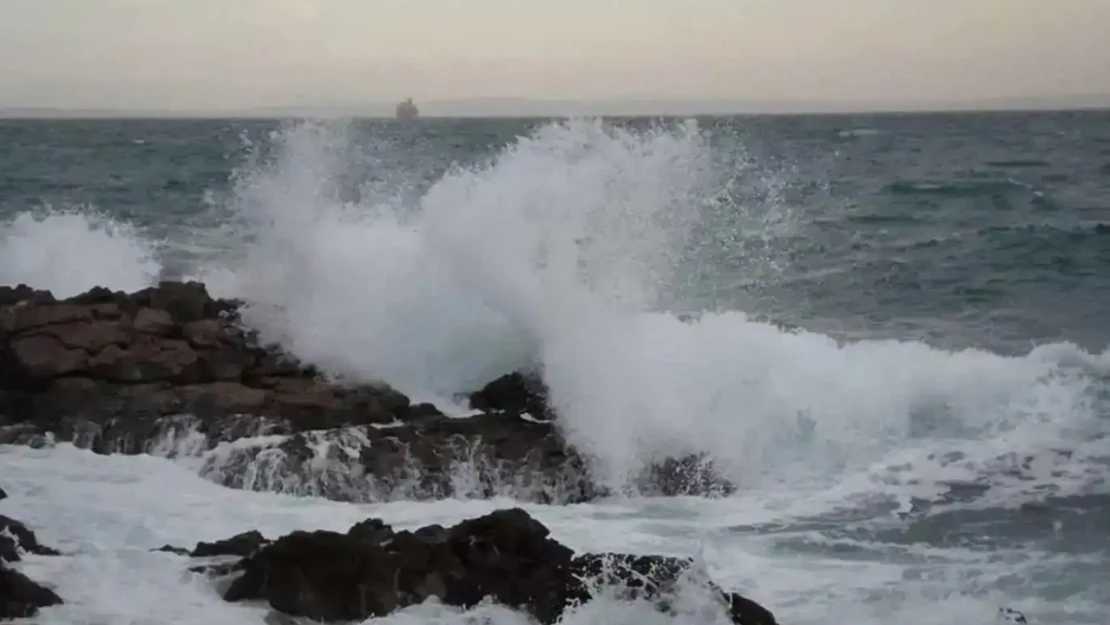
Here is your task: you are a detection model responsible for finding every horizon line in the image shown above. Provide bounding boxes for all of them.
[2,95,1109,120]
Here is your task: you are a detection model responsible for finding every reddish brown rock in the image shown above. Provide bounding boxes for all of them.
[0,282,419,456]
[132,307,175,335]
[29,319,130,352]
[7,335,88,379]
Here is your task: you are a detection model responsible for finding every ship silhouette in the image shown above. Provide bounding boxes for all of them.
[395,98,419,120]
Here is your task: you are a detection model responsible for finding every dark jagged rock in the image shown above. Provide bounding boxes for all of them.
[0,564,63,620]
[0,281,733,504]
[154,545,191,556]
[191,530,268,558]
[468,370,553,420]
[0,487,6,501]
[0,514,63,620]
[0,516,60,563]
[205,508,776,624]
[999,607,1028,623]
[569,554,777,625]
[638,453,735,497]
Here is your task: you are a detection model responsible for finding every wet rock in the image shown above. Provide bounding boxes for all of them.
[468,370,553,419]
[638,453,736,497]
[207,508,775,624]
[354,413,599,503]
[192,530,268,558]
[154,545,191,556]
[0,564,63,620]
[0,515,63,619]
[570,553,777,625]
[0,281,417,454]
[0,516,60,563]
[0,487,6,501]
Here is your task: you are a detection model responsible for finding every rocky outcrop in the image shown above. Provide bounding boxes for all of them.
[468,370,553,420]
[170,508,777,625]
[0,282,411,447]
[0,281,732,503]
[0,516,60,563]
[0,510,63,620]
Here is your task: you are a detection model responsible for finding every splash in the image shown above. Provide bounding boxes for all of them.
[201,118,1109,498]
[0,207,162,297]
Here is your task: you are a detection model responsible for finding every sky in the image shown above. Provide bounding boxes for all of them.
[2,0,1110,112]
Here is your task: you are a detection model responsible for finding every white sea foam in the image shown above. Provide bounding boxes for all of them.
[2,443,1094,624]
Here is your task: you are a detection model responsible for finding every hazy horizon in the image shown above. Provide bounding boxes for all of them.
[3,0,1110,115]
[3,94,1110,119]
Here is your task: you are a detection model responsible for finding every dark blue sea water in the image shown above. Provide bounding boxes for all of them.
[1,113,1108,624]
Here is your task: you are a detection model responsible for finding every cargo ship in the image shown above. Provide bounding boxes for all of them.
[395,98,419,120]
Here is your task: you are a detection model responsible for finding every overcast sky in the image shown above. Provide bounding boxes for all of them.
[2,0,1109,111]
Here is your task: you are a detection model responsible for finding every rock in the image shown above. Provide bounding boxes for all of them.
[0,282,418,457]
[0,515,63,620]
[182,319,233,349]
[638,453,736,497]
[0,487,6,501]
[192,530,268,558]
[0,564,63,620]
[154,545,191,556]
[206,508,775,625]
[131,307,175,335]
[6,334,88,380]
[0,285,53,308]
[569,554,777,625]
[0,516,60,563]
[149,280,212,323]
[468,370,553,419]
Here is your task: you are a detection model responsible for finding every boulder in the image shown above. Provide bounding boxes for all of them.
[200,508,776,625]
[0,564,63,620]
[468,370,553,420]
[0,516,60,563]
[191,530,269,558]
[0,515,63,620]
[0,282,417,452]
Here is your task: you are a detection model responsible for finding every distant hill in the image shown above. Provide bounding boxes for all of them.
[3,95,1109,119]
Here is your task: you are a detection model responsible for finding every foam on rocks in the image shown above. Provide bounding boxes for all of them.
[0,281,730,504]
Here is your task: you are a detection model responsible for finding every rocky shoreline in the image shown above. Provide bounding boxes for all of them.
[0,280,757,622]
[0,281,1040,624]
[0,281,732,503]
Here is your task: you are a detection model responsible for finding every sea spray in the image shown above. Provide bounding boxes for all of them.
[197,118,1110,499]
[0,207,161,297]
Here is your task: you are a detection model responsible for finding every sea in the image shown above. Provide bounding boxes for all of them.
[1,112,1109,624]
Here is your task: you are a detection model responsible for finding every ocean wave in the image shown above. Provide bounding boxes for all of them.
[1,118,1107,514]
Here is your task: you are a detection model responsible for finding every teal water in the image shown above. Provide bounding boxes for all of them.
[3,114,1108,351]
[1,114,1109,624]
